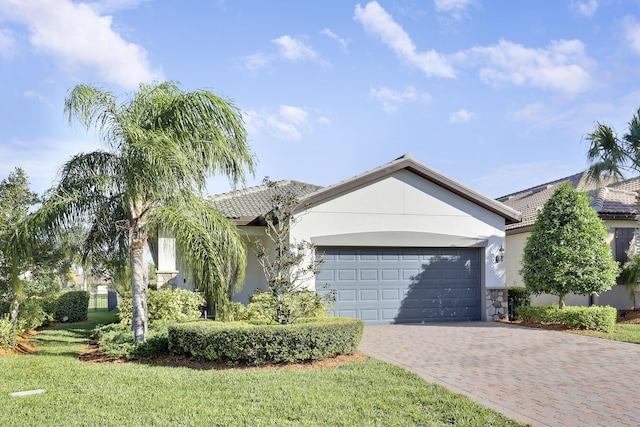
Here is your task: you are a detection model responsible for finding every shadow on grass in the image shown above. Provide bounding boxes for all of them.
[29,322,98,359]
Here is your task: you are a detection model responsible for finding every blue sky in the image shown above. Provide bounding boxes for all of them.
[1,0,640,199]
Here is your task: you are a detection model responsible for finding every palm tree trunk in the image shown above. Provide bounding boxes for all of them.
[130,225,149,342]
[9,299,19,347]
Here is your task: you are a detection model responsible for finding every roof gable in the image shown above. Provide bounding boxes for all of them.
[295,153,522,224]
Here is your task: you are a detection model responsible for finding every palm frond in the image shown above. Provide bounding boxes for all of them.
[150,197,246,317]
[585,123,627,183]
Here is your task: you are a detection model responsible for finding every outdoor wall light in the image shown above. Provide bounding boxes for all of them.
[495,245,505,263]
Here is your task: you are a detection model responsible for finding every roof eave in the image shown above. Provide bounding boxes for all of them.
[295,157,522,224]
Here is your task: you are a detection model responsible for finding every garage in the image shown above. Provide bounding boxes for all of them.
[317,246,481,324]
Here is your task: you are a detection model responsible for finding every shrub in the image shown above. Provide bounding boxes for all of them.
[17,299,48,334]
[0,314,15,349]
[561,306,617,332]
[54,291,89,322]
[219,301,247,322]
[37,296,58,324]
[119,288,206,326]
[168,317,364,365]
[516,305,617,332]
[246,291,326,324]
[507,287,531,321]
[516,306,563,324]
[92,322,169,359]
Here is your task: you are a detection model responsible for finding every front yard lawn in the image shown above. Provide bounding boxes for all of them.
[0,316,527,426]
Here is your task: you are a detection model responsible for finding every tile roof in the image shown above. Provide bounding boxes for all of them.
[208,180,323,225]
[497,172,640,232]
[209,154,522,226]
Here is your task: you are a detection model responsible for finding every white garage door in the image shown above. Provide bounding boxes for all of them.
[317,247,481,324]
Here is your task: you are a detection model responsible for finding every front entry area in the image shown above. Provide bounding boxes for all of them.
[317,247,481,324]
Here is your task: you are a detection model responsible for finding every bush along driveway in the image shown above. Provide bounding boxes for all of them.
[359,322,640,427]
[0,318,527,427]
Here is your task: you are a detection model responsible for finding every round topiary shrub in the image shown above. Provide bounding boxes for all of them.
[168,317,364,365]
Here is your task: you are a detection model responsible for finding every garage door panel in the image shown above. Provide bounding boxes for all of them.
[318,247,481,324]
[360,289,378,300]
[381,269,399,280]
[381,288,402,301]
[337,289,356,301]
[359,269,378,280]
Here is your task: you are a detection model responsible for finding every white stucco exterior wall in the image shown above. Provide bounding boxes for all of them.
[289,170,508,292]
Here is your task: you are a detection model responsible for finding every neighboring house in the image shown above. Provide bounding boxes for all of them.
[497,172,640,309]
[157,154,522,324]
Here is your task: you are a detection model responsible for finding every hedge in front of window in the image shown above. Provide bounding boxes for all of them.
[168,317,364,365]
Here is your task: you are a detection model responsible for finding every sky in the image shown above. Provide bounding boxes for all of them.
[1,0,640,199]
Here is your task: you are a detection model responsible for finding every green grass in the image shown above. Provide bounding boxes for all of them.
[576,323,640,344]
[88,309,119,326]
[0,319,528,427]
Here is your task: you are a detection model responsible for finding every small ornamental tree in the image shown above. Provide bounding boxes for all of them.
[254,178,326,324]
[520,182,619,308]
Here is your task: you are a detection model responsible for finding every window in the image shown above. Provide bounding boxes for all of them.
[614,228,636,265]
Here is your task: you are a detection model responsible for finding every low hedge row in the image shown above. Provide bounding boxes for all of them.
[168,317,364,365]
[516,305,617,332]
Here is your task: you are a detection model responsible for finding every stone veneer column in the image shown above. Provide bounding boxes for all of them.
[485,288,508,321]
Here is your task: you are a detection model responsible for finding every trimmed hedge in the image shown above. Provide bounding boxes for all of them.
[516,305,617,332]
[168,317,364,365]
[55,291,89,322]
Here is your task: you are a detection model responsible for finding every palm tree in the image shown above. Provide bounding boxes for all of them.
[586,107,640,182]
[31,82,255,342]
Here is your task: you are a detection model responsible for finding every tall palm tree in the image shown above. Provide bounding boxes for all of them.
[586,108,640,182]
[31,82,255,342]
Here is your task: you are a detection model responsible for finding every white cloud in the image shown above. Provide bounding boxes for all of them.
[88,0,149,14]
[460,39,594,95]
[273,35,319,62]
[0,136,101,195]
[321,28,349,51]
[23,90,53,108]
[434,0,476,20]
[571,0,599,17]
[354,1,455,78]
[0,0,163,89]
[0,28,16,57]
[243,34,328,73]
[370,86,431,113]
[279,105,309,125]
[624,16,640,55]
[448,109,476,123]
[242,52,272,72]
[244,105,314,141]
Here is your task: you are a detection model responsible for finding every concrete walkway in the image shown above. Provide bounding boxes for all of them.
[358,322,640,427]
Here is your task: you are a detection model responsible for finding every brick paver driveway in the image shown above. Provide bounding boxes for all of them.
[358,322,640,427]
